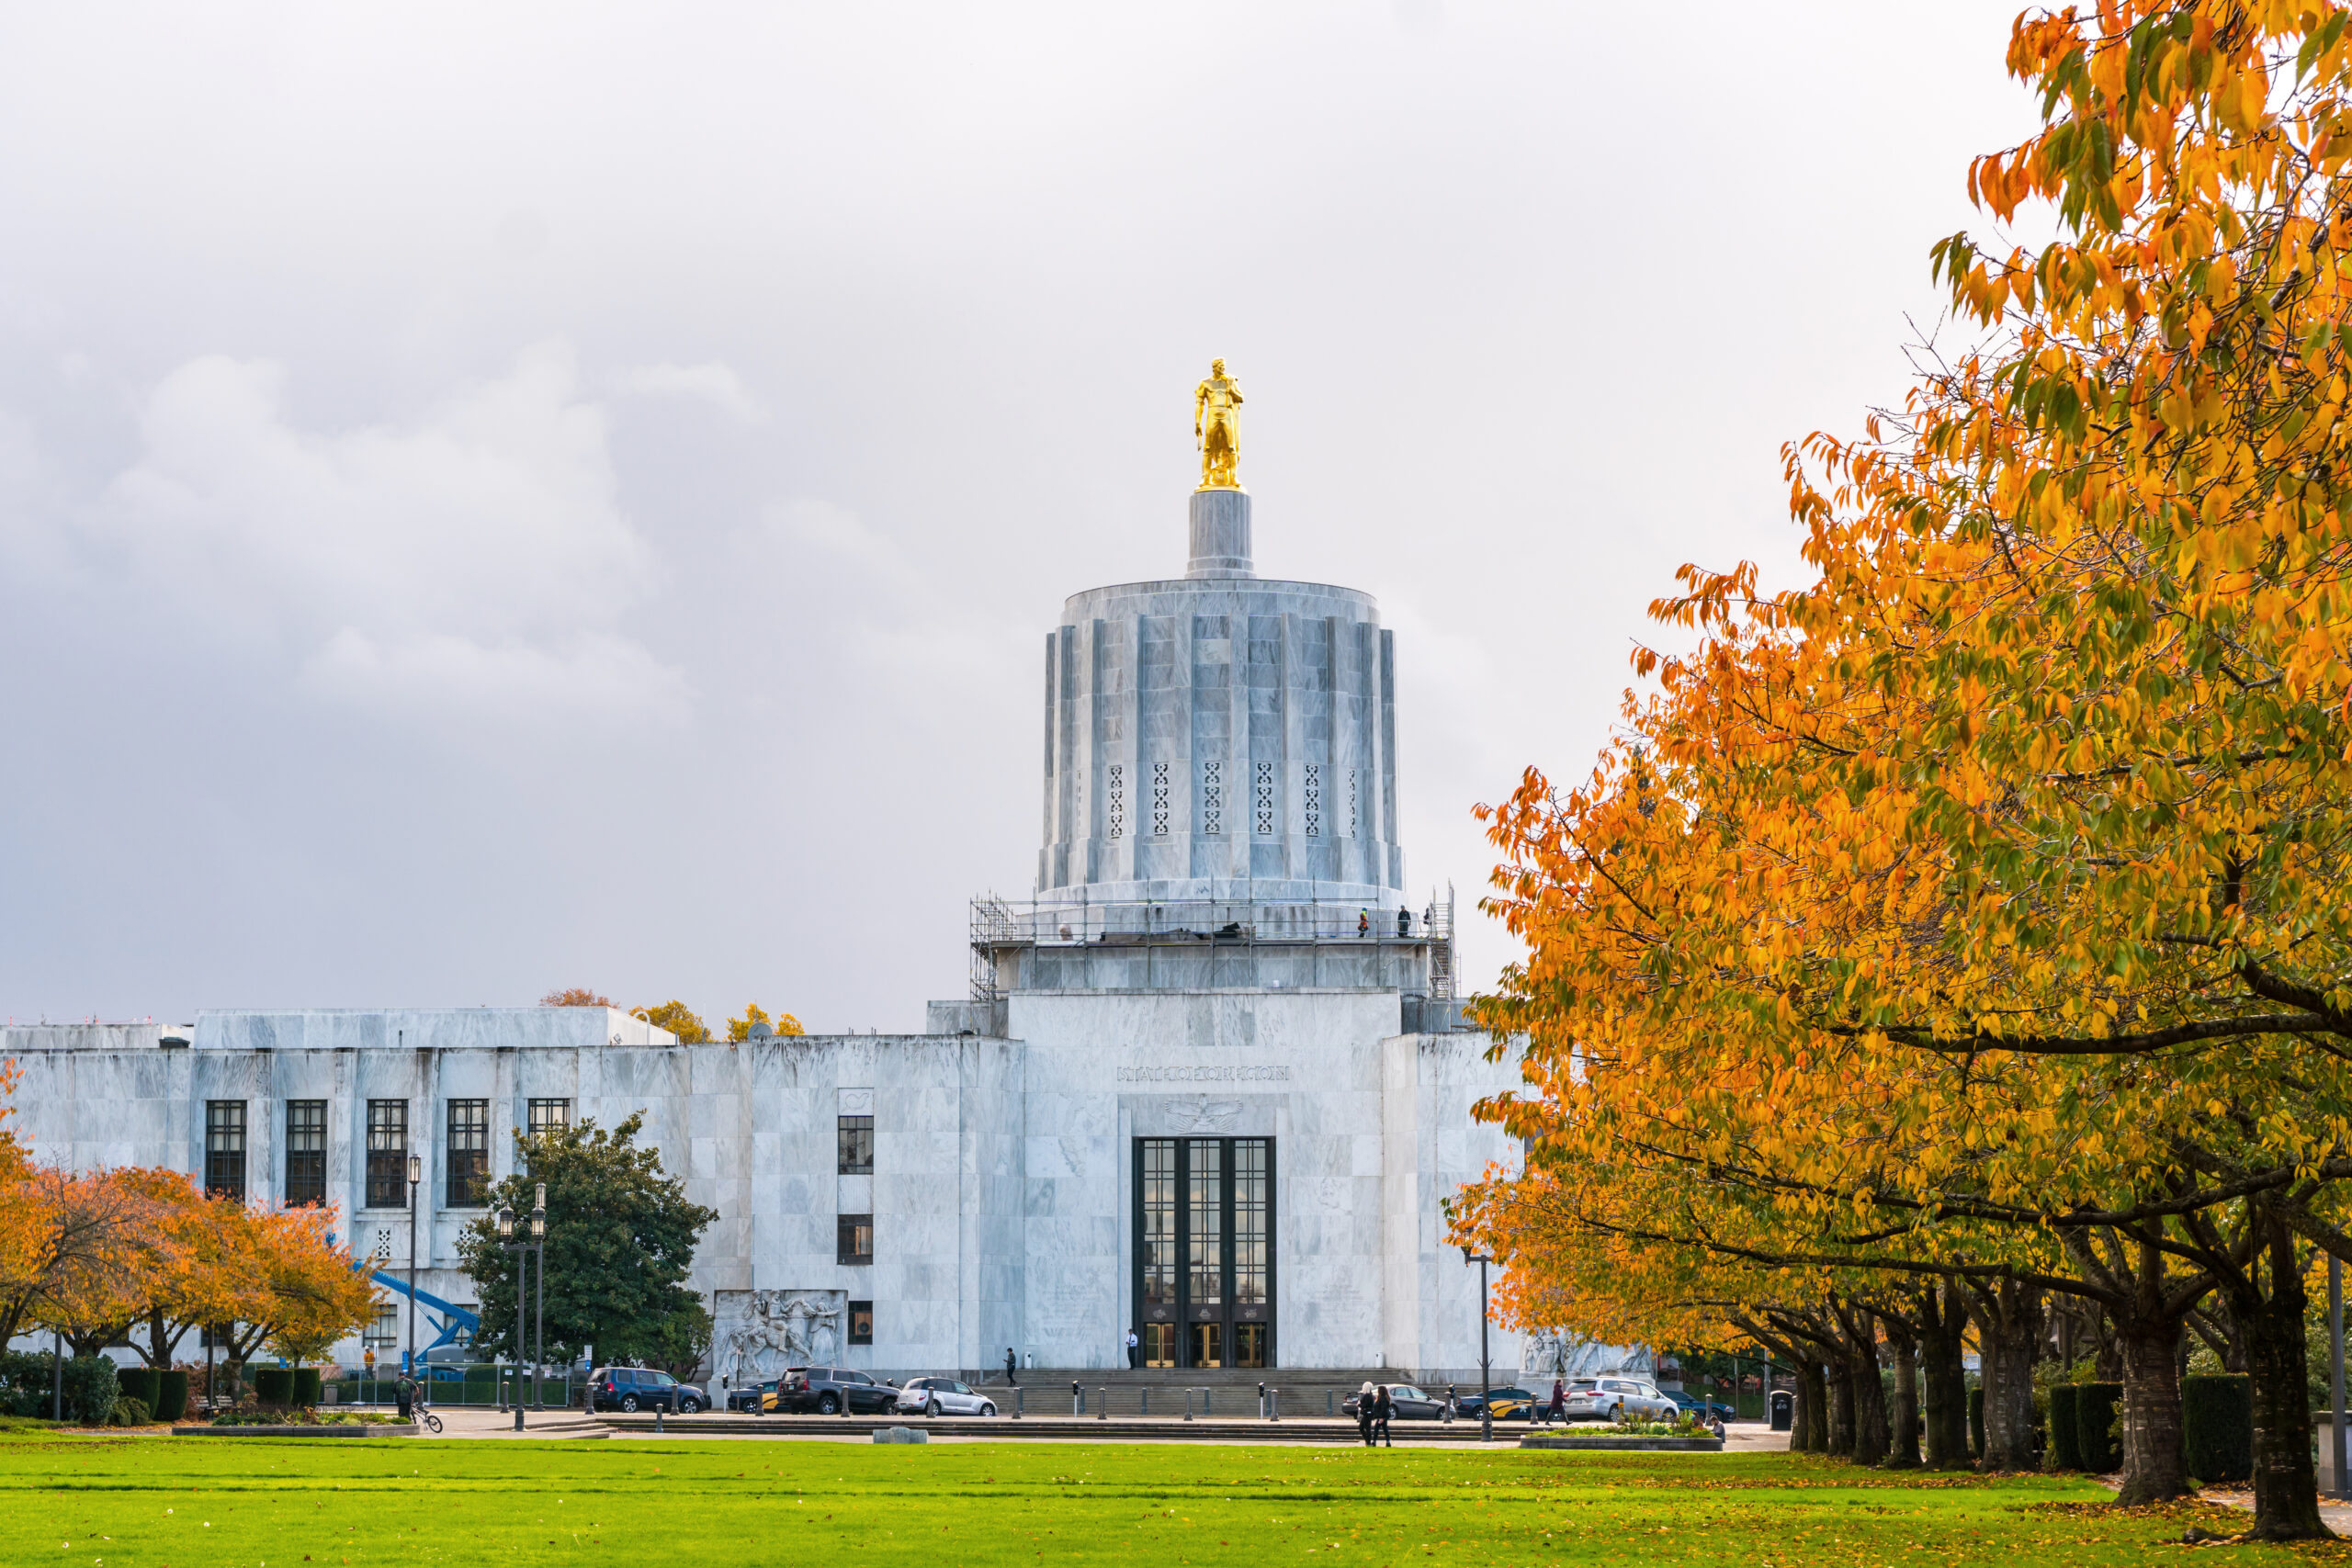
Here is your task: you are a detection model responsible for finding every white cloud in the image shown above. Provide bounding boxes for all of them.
[609,362,763,423]
[93,343,684,723]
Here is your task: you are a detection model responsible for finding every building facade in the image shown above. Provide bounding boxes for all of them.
[4,468,1524,1383]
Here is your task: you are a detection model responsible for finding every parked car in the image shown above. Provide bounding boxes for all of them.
[725,1379,778,1414]
[1341,1384,1449,1421]
[588,1366,707,1414]
[1563,1376,1677,1423]
[1663,1389,1735,1423]
[1455,1385,1538,1421]
[896,1377,1001,1417]
[779,1366,899,1415]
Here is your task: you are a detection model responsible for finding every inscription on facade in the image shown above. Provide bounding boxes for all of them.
[1116,1065,1291,1084]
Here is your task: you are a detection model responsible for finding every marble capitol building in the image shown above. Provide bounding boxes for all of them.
[6,365,1527,1386]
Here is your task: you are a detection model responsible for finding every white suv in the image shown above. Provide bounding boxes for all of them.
[1564,1376,1678,1423]
[895,1377,1000,1416]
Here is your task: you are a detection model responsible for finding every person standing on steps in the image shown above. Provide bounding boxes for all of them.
[1355,1382,1377,1446]
[1004,1348,1018,1387]
[1125,1329,1140,1369]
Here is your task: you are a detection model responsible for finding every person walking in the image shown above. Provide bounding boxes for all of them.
[1546,1377,1567,1427]
[1354,1382,1377,1446]
[1374,1383,1395,1447]
[1125,1329,1141,1369]
[1004,1348,1019,1386]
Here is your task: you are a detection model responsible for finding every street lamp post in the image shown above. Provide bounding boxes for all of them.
[531,1183,547,1413]
[404,1151,423,1379]
[498,1205,526,1431]
[1463,1249,1494,1443]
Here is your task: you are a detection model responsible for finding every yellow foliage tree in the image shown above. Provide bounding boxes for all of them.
[630,1000,711,1043]
[726,1003,805,1041]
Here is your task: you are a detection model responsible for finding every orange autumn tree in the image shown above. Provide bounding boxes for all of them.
[1457,0,2352,1536]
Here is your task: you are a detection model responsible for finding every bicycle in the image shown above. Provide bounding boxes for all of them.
[416,1396,443,1435]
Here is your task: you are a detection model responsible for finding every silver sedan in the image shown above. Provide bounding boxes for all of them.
[1564,1376,1679,1423]
[895,1376,1000,1416]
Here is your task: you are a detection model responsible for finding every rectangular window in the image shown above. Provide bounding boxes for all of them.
[1234,1138,1269,1305]
[837,1213,873,1266]
[366,1100,409,1209]
[284,1100,327,1207]
[1141,1139,1176,1305]
[363,1303,399,1348]
[837,1114,874,1175]
[848,1301,874,1346]
[526,1099,571,1140]
[446,1100,489,1207]
[204,1100,246,1201]
[1186,1138,1224,1305]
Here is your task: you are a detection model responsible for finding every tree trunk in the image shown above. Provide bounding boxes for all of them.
[1847,1310,1891,1467]
[1883,1317,1921,1469]
[2114,1316,2191,1505]
[2241,1218,2328,1539]
[1918,1287,1972,1470]
[1973,1281,2041,1472]
[1826,1356,1857,1458]
[1801,1360,1828,1453]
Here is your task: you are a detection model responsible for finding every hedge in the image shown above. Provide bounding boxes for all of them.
[0,1353,119,1424]
[291,1368,322,1409]
[156,1370,189,1423]
[2180,1375,2253,1484]
[2076,1382,2124,1472]
[116,1367,160,1415]
[252,1367,294,1406]
[1969,1386,1984,1460]
[2048,1383,2083,1471]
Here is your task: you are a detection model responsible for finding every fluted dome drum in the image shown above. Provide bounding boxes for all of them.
[1038,487,1403,905]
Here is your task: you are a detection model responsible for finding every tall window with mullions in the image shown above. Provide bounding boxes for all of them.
[284,1100,326,1206]
[447,1100,490,1207]
[204,1100,246,1201]
[1134,1135,1272,1370]
[366,1100,408,1209]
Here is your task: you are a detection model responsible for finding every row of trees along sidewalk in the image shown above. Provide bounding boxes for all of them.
[1449,0,2352,1542]
[0,1065,379,1404]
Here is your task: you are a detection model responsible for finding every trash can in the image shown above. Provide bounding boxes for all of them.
[1770,1390,1793,1431]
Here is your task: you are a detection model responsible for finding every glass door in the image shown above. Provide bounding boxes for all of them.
[1134,1136,1275,1368]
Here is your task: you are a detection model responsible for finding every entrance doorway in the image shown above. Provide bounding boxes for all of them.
[1135,1136,1274,1369]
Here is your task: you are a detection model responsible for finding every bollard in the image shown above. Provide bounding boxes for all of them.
[1014,1385,1023,1419]
[1270,1387,1280,1423]
[1098,1386,1107,1420]
[1141,1386,1149,1417]
[1327,1389,1335,1418]
[1073,1381,1082,1417]
[1204,1387,1213,1417]
[1184,1387,1193,1422]
[654,1407,663,1435]
[1444,1386,1456,1424]
[1257,1382,1266,1420]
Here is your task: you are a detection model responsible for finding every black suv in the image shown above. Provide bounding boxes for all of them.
[781,1366,898,1415]
[588,1366,707,1414]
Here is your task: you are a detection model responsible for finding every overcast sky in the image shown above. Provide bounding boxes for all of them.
[0,2,2040,1031]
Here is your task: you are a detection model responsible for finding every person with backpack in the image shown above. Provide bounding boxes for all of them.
[394,1370,415,1421]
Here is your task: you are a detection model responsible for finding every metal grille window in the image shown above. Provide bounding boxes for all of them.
[1201,760,1223,834]
[1106,762,1125,839]
[1254,761,1276,835]
[1234,1139,1269,1305]
[1142,1140,1176,1305]
[838,1213,874,1266]
[1303,762,1321,837]
[526,1099,571,1140]
[363,1303,399,1348]
[1150,760,1170,835]
[204,1100,246,1202]
[1186,1139,1224,1305]
[366,1100,408,1209]
[837,1115,874,1175]
[848,1301,874,1345]
[284,1100,326,1207]
[446,1100,490,1207]
[1348,769,1359,838]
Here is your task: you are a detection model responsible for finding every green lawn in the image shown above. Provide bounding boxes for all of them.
[0,1433,2315,1565]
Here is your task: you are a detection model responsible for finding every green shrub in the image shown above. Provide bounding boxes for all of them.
[110,1395,153,1427]
[252,1368,294,1407]
[291,1368,322,1408]
[2048,1384,2083,1471]
[155,1371,190,1424]
[117,1367,161,1414]
[1969,1386,1984,1460]
[2180,1375,2253,1484]
[2076,1382,2123,1472]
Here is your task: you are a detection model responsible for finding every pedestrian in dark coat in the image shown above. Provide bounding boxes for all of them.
[1004,1348,1019,1386]
[1374,1384,1394,1447]
[1355,1381,1376,1446]
[1547,1377,1567,1426]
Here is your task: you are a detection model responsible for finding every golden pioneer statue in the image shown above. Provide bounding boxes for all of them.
[1193,358,1243,490]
